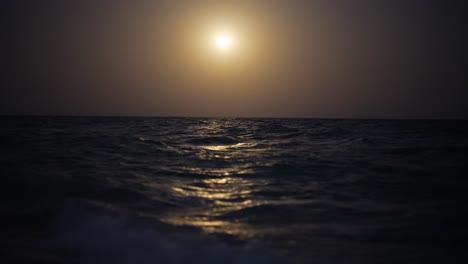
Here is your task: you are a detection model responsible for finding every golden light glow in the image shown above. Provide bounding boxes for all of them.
[143,6,277,107]
[214,33,233,51]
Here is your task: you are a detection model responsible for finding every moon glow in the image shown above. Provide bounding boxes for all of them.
[213,33,234,51]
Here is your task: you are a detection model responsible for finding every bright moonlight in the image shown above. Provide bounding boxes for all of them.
[214,33,234,51]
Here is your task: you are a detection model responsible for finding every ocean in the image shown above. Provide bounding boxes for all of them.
[1,117,468,263]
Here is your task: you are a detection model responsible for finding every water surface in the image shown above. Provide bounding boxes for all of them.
[2,117,468,263]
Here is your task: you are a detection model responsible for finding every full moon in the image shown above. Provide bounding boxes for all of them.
[214,33,233,51]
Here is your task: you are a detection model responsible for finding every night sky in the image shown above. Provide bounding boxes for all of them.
[2,0,467,118]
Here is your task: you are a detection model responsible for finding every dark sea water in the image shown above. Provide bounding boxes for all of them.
[1,117,468,263]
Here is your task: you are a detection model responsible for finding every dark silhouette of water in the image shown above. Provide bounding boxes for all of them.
[2,117,468,263]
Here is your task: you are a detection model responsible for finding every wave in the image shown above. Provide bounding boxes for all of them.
[186,136,240,145]
[3,117,468,264]
[47,202,287,264]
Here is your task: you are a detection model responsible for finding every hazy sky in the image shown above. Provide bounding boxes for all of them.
[3,0,467,118]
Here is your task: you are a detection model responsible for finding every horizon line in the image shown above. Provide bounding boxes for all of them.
[1,114,467,121]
